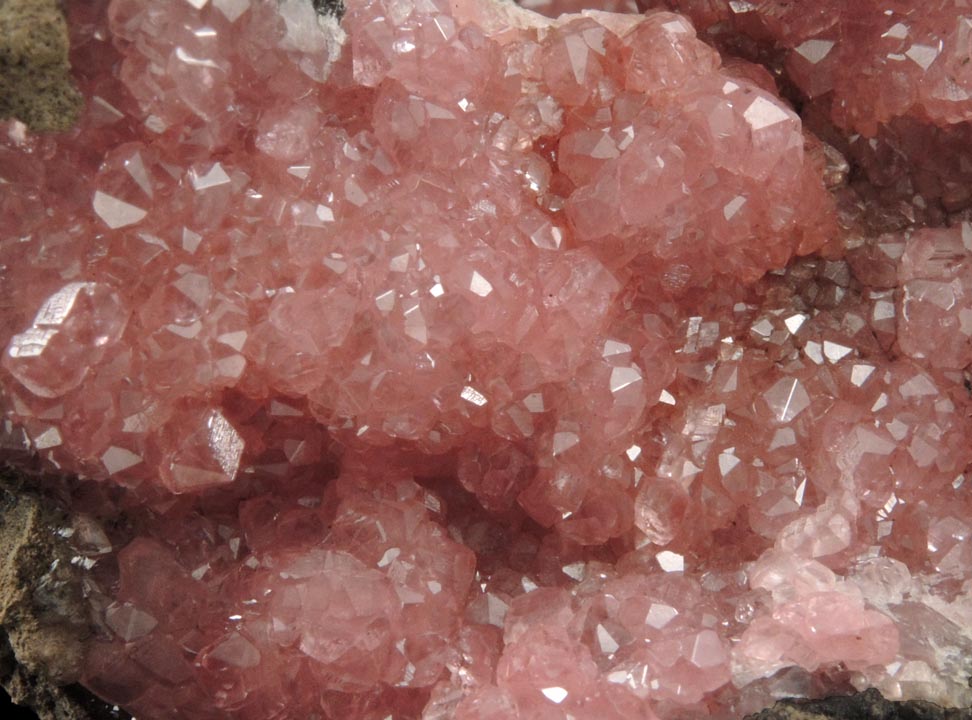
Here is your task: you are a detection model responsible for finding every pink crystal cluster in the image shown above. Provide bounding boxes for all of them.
[3,0,972,718]
[641,0,972,133]
[641,0,972,230]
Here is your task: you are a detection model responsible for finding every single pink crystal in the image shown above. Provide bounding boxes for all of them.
[3,0,972,719]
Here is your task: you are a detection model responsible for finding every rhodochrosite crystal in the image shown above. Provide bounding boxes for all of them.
[2,0,972,718]
[640,0,972,230]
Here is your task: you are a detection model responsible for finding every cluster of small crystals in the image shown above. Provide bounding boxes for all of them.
[630,0,972,230]
[641,0,972,134]
[2,0,972,718]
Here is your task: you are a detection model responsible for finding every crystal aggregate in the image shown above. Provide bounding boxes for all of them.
[2,0,972,718]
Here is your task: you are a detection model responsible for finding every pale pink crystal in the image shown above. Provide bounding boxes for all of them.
[897,227,972,369]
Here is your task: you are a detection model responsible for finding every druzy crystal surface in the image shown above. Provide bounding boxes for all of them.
[2,0,972,718]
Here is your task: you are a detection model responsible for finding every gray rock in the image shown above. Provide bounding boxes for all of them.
[746,687,972,720]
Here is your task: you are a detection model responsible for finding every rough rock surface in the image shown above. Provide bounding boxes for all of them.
[0,0,81,131]
[747,688,972,720]
[0,470,130,720]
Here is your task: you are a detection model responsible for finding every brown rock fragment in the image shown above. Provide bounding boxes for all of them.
[0,472,127,720]
[0,0,81,131]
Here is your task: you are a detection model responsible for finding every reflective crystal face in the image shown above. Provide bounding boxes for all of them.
[644,0,972,230]
[3,0,972,718]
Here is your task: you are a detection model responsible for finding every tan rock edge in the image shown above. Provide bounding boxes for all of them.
[0,0,81,131]
[0,470,117,720]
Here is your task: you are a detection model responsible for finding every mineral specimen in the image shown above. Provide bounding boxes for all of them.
[1,0,972,719]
